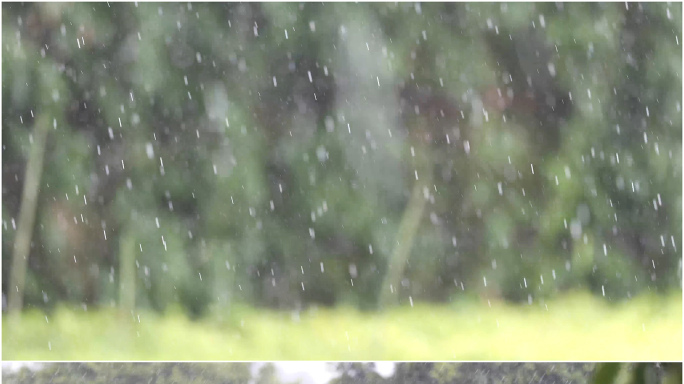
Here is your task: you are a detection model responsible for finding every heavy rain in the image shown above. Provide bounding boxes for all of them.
[2,2,682,360]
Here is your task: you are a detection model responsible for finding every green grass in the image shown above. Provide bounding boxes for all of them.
[3,292,681,360]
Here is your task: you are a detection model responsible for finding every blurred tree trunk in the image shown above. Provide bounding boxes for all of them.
[118,229,136,315]
[379,141,432,309]
[8,115,50,318]
[592,363,682,384]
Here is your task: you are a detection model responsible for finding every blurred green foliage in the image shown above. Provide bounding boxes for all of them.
[3,363,681,384]
[2,362,255,384]
[1,2,681,318]
[3,292,681,360]
[429,363,594,384]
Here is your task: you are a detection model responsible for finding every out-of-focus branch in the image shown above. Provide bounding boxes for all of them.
[379,142,432,309]
[8,115,51,317]
[118,228,137,316]
[592,364,622,384]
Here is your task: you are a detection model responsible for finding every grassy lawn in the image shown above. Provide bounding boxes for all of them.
[3,292,681,361]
